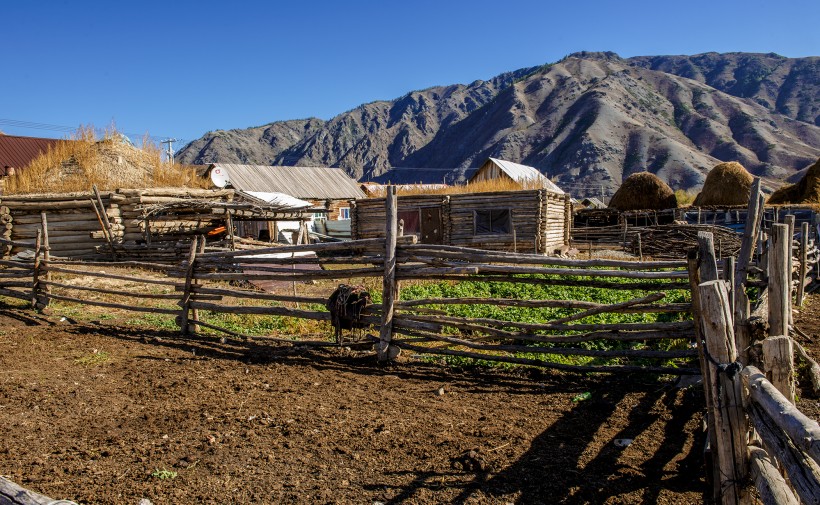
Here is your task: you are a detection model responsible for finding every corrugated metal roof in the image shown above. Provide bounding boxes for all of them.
[211,163,365,200]
[0,135,62,175]
[485,158,565,194]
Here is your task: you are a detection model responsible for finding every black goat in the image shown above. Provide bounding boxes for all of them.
[326,284,372,345]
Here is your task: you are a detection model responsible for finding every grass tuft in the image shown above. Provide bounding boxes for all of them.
[4,126,208,194]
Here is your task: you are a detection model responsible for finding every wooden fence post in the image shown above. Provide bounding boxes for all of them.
[724,256,735,316]
[762,335,795,403]
[797,222,809,306]
[39,212,51,308]
[31,229,42,310]
[179,236,199,335]
[734,178,762,366]
[378,186,398,362]
[698,279,748,505]
[784,215,795,327]
[190,236,206,333]
[637,233,643,261]
[697,232,719,283]
[687,247,720,498]
[768,224,790,337]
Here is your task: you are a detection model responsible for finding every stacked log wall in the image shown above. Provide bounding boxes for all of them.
[350,190,568,254]
[4,191,124,259]
[3,188,235,259]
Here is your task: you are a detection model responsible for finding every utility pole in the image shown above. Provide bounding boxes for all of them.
[160,138,178,163]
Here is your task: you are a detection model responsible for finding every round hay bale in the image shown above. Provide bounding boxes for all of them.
[768,157,820,205]
[693,161,754,206]
[609,172,677,211]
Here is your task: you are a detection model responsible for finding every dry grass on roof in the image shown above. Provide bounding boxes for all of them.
[368,177,552,197]
[3,127,208,195]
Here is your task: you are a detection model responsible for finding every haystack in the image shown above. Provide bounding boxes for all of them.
[693,161,754,206]
[768,157,820,204]
[608,172,677,211]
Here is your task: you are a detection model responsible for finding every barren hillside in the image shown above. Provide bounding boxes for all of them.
[177,52,820,196]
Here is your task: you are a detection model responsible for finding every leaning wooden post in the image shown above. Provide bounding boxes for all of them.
[734,178,762,366]
[698,280,748,505]
[179,237,199,335]
[378,186,398,362]
[92,184,118,261]
[797,222,809,306]
[748,445,800,505]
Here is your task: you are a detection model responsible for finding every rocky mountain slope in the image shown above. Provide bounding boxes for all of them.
[177,52,820,196]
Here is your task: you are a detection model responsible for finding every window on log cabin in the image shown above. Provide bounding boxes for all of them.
[474,209,511,235]
[397,210,420,235]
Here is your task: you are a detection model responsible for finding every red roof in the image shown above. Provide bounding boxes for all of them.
[0,134,63,176]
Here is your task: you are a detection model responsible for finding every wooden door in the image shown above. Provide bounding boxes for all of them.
[420,206,442,244]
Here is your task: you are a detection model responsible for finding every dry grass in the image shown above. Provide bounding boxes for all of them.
[768,157,820,205]
[693,161,754,206]
[4,127,208,194]
[368,177,549,197]
[609,172,677,211]
[674,189,697,206]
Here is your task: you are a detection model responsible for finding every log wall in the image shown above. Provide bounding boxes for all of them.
[351,190,570,254]
[2,188,235,259]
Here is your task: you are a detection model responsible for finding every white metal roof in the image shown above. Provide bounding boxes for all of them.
[240,191,314,210]
[486,158,565,194]
[210,163,366,200]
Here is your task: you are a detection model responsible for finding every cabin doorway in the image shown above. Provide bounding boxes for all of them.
[420,206,443,244]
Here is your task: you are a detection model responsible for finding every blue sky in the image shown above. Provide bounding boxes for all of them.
[2,0,818,146]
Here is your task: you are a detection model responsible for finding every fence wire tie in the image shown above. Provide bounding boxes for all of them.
[704,345,743,380]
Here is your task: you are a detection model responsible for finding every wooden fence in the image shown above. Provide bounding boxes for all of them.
[0,186,702,377]
[2,183,819,502]
[691,177,820,504]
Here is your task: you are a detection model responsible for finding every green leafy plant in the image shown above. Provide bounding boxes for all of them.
[151,468,178,480]
[75,350,110,366]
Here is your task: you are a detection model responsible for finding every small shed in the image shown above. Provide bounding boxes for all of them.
[232,190,315,243]
[351,189,571,254]
[469,158,564,194]
[206,164,365,221]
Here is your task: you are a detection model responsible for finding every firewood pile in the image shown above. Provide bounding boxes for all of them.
[632,224,741,259]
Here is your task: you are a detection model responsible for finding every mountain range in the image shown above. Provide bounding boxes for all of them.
[176,51,820,197]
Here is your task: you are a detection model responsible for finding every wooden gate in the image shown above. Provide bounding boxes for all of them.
[420,206,442,244]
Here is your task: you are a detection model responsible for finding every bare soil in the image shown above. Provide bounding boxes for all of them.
[792,291,820,420]
[0,302,712,505]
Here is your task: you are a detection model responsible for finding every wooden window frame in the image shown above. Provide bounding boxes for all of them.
[473,208,512,235]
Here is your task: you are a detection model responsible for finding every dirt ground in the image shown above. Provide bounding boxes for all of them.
[792,291,820,419]
[0,301,711,505]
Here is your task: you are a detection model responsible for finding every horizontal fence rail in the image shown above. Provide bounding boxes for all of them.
[0,220,701,376]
